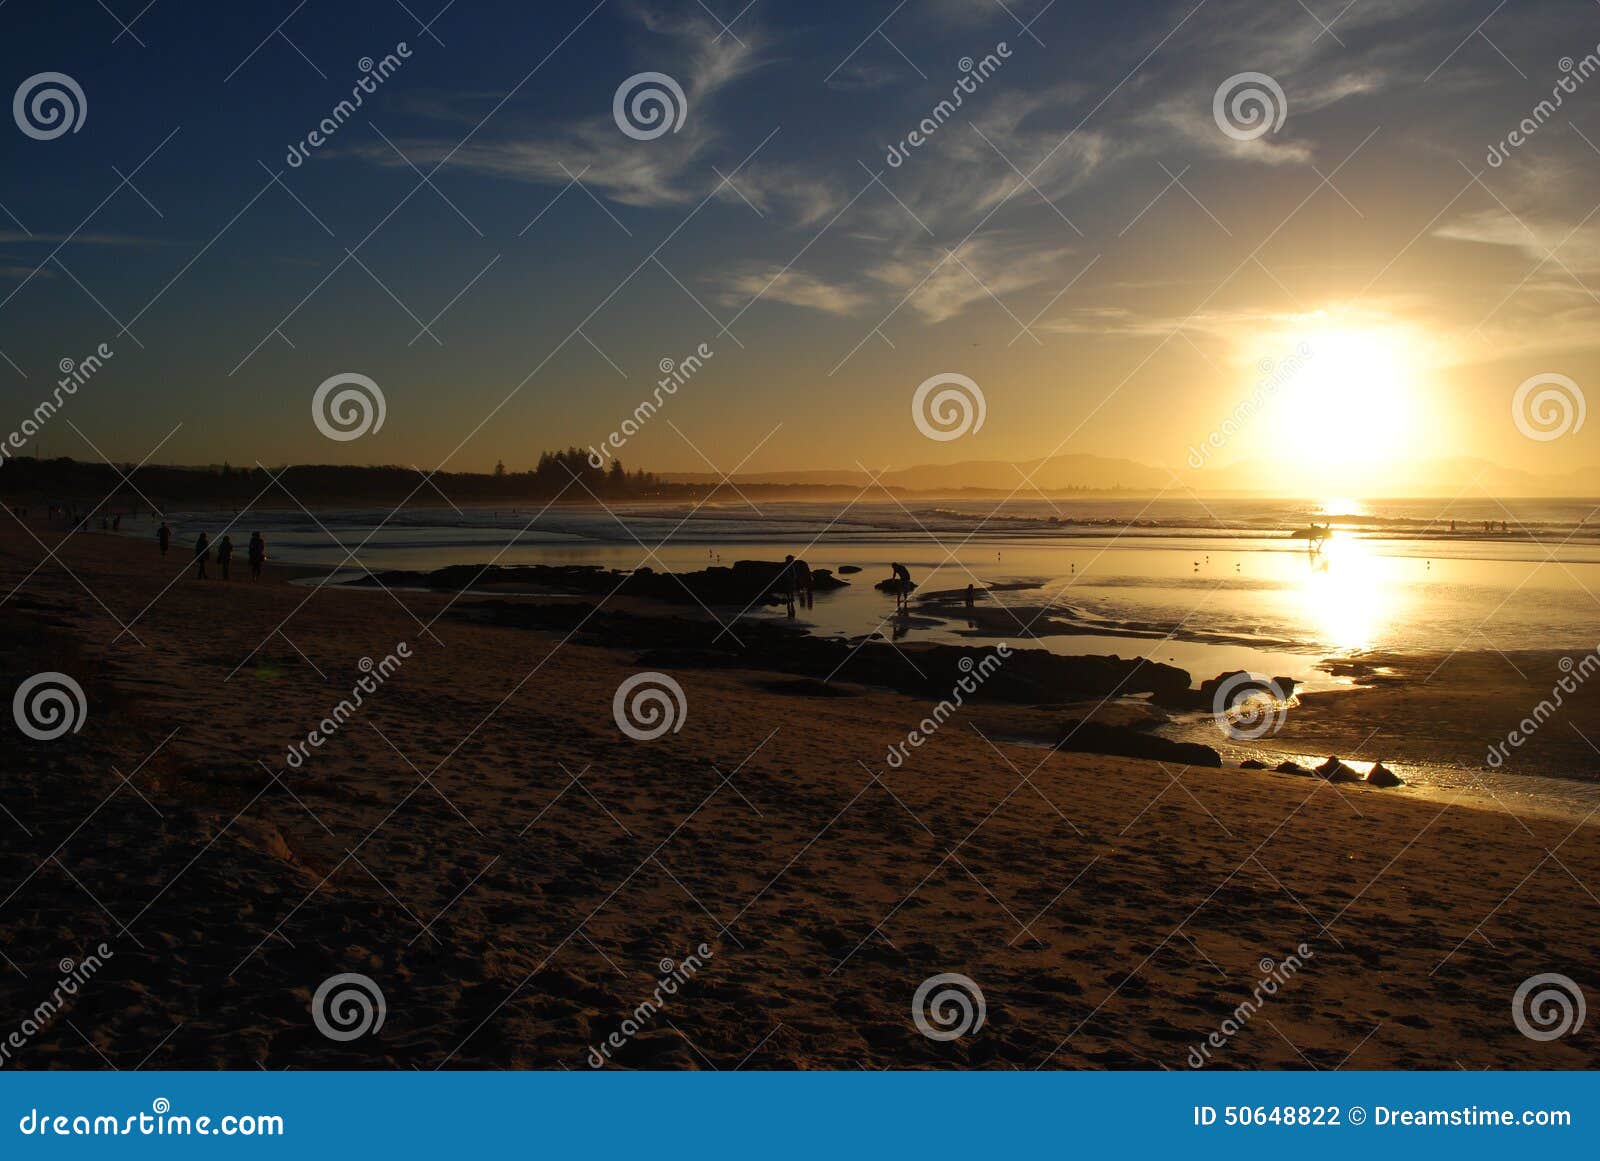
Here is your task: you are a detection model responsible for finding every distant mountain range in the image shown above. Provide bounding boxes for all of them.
[659,454,1597,497]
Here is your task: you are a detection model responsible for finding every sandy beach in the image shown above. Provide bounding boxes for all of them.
[1,517,1597,1070]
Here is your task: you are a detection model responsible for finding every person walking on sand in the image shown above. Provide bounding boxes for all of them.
[248,532,265,579]
[193,531,211,580]
[157,521,171,557]
[216,534,234,580]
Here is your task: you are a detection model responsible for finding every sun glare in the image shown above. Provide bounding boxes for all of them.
[1297,532,1390,651]
[1267,325,1421,466]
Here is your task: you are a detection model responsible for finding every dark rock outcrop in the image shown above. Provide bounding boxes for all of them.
[1366,760,1404,788]
[348,559,846,608]
[1158,670,1296,712]
[1316,756,1362,783]
[452,600,1192,706]
[1056,721,1221,767]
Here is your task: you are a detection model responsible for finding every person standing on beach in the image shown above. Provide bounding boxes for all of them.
[890,561,912,609]
[248,532,265,579]
[782,554,798,617]
[792,557,814,609]
[216,534,234,580]
[193,532,211,580]
[157,521,171,557]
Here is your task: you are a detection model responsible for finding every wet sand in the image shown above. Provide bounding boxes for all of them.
[1,519,1596,1069]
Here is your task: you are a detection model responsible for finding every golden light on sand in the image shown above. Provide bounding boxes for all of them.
[1297,531,1388,651]
[1268,325,1421,466]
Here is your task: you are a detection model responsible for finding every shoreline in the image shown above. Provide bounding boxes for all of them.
[2,518,1597,1069]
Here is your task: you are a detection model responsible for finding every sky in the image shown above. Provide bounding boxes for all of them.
[3,0,1600,487]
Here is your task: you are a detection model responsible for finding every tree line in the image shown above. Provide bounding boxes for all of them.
[0,449,677,509]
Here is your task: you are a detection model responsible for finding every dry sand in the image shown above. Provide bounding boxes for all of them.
[1,519,1596,1069]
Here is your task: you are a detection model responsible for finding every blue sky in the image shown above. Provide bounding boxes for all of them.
[4,0,1600,483]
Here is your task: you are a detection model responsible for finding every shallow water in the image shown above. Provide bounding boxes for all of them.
[146,496,1600,691]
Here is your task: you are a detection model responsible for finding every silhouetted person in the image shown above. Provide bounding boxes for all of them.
[793,557,814,609]
[782,554,797,617]
[248,532,265,579]
[965,583,976,609]
[890,561,912,609]
[194,532,210,580]
[157,521,171,557]
[216,534,233,580]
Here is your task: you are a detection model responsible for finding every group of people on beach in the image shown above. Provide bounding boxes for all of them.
[157,521,266,580]
[781,554,813,616]
[776,556,931,616]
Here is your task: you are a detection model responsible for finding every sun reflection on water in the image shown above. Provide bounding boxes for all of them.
[1296,527,1391,651]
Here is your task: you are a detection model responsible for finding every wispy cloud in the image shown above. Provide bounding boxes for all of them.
[713,266,871,316]
[351,5,766,209]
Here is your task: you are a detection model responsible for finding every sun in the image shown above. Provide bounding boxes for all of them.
[1265,325,1421,466]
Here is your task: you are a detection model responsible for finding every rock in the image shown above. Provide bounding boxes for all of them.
[1275,760,1313,776]
[634,647,742,668]
[1056,721,1221,767]
[1239,759,1269,769]
[1366,760,1404,788]
[809,568,849,590]
[1165,670,1296,713]
[1316,756,1362,783]
[757,677,858,698]
[837,565,862,574]
[458,600,1192,705]
[874,577,917,594]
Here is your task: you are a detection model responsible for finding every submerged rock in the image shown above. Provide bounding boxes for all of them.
[1275,760,1314,776]
[1239,758,1269,770]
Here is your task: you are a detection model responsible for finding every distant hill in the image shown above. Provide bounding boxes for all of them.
[664,452,1596,498]
[661,454,1175,493]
